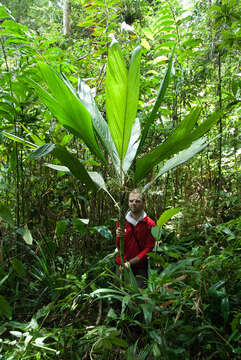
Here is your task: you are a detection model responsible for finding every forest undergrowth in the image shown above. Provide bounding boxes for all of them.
[0,0,241,359]
[0,214,240,359]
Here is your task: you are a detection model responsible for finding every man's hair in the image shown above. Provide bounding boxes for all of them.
[129,188,145,201]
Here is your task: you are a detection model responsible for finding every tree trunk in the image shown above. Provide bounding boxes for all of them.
[63,0,71,36]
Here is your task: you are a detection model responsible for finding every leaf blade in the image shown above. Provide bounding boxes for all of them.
[123,118,141,173]
[106,41,141,163]
[135,109,221,184]
[76,78,120,173]
[0,203,14,227]
[157,208,181,227]
[138,46,175,153]
[30,63,105,162]
[143,136,218,191]
[0,295,12,319]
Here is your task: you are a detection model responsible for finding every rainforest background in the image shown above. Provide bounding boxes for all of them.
[0,0,240,359]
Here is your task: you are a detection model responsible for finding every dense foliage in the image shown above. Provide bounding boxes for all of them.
[0,0,240,359]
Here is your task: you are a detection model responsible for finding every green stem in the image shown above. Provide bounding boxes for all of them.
[119,190,126,266]
[1,37,20,232]
[217,50,222,195]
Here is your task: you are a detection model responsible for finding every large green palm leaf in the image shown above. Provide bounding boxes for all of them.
[76,77,120,175]
[137,46,175,154]
[30,63,106,163]
[134,108,221,184]
[106,40,142,168]
[143,136,218,192]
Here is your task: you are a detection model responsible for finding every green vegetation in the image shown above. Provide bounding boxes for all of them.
[0,0,240,359]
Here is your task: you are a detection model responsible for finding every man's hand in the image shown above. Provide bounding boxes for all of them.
[116,227,125,238]
[119,261,130,271]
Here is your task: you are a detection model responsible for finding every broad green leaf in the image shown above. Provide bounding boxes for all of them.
[210,4,222,12]
[127,267,139,291]
[221,296,229,324]
[159,40,176,48]
[2,131,37,149]
[0,5,14,19]
[44,163,70,172]
[30,63,105,163]
[10,258,26,278]
[73,218,89,233]
[138,46,175,153]
[53,146,98,190]
[89,171,117,205]
[141,302,155,326]
[208,280,226,297]
[30,144,97,190]
[32,342,60,354]
[141,38,150,50]
[43,152,116,201]
[160,258,196,279]
[123,118,141,173]
[151,226,163,241]
[0,102,15,118]
[0,94,17,104]
[121,295,132,315]
[30,144,55,160]
[0,295,12,319]
[0,20,28,36]
[60,133,73,146]
[135,107,201,183]
[5,36,31,45]
[11,81,28,103]
[91,288,124,297]
[135,109,221,184]
[92,226,113,240]
[0,110,13,121]
[157,208,181,227]
[22,224,33,245]
[143,136,217,191]
[20,124,44,146]
[143,27,154,40]
[74,77,120,174]
[0,202,14,227]
[106,40,142,163]
[189,110,222,141]
[7,321,28,330]
[107,308,118,319]
[101,339,113,349]
[110,337,128,348]
[89,171,106,189]
[153,343,161,357]
[56,220,68,237]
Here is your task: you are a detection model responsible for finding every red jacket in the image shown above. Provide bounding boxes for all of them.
[116,216,155,268]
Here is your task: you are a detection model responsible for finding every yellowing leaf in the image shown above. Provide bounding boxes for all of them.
[143,28,154,40]
[141,39,150,50]
[22,224,33,245]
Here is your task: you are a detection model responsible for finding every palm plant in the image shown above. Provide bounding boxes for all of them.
[3,40,220,264]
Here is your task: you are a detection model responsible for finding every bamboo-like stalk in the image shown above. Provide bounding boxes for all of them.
[1,38,21,235]
[217,50,223,195]
[119,189,126,267]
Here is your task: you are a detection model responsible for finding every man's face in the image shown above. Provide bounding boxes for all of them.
[129,193,145,215]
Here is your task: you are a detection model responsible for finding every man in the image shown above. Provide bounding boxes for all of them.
[116,189,155,287]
